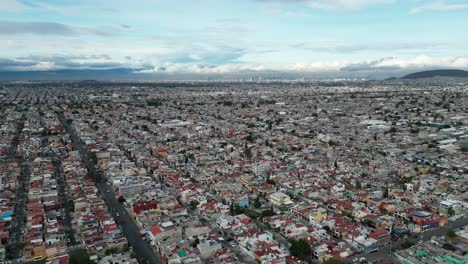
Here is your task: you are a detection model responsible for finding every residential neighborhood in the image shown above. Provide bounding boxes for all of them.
[0,80,467,264]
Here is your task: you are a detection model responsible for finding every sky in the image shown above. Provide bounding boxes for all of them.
[1,0,468,79]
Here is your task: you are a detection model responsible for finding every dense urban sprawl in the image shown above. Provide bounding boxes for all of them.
[0,80,467,264]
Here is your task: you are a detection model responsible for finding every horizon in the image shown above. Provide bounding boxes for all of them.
[1,0,468,80]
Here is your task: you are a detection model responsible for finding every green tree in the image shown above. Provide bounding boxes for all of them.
[289,239,312,261]
[233,204,245,215]
[266,179,276,185]
[105,247,118,255]
[245,133,254,142]
[245,210,260,219]
[447,207,455,217]
[442,243,455,251]
[189,200,199,210]
[244,147,252,160]
[254,196,262,208]
[118,196,126,204]
[446,229,456,239]
[402,240,415,249]
[383,185,389,198]
[324,257,343,264]
[261,209,275,218]
[356,181,362,189]
[192,237,200,247]
[70,254,93,264]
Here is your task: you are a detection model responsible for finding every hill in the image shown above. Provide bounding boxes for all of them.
[402,69,468,79]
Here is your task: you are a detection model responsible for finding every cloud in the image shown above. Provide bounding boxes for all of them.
[0,58,36,68]
[291,41,439,53]
[137,55,468,75]
[410,0,468,14]
[253,0,394,11]
[341,55,468,72]
[33,2,79,15]
[2,53,468,75]
[0,54,152,71]
[0,20,122,36]
[0,0,28,12]
[285,11,311,17]
[340,58,402,72]
[306,0,394,11]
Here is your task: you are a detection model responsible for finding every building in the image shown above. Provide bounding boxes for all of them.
[269,192,294,207]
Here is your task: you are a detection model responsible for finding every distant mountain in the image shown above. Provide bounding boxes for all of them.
[401,69,468,79]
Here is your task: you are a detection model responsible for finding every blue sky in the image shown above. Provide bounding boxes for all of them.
[1,0,468,77]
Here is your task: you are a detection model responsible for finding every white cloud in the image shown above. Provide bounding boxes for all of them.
[410,0,468,14]
[285,11,311,17]
[137,55,468,74]
[34,2,79,15]
[0,0,29,12]
[2,54,468,76]
[255,0,394,11]
[373,55,468,69]
[306,0,394,11]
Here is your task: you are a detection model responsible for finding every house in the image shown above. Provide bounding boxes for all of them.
[369,229,391,246]
[269,192,293,207]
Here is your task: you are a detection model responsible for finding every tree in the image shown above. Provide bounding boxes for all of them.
[118,196,126,204]
[289,239,312,261]
[383,185,389,198]
[446,229,456,239]
[324,257,342,264]
[266,178,276,185]
[461,145,468,153]
[189,200,199,210]
[105,247,118,255]
[254,196,262,208]
[245,133,254,142]
[192,237,200,247]
[245,210,260,219]
[447,207,455,217]
[235,204,245,215]
[401,240,415,249]
[70,254,93,264]
[442,243,455,251]
[261,209,275,218]
[244,147,252,160]
[68,200,75,212]
[356,181,362,190]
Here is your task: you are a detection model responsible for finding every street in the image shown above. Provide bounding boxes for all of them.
[6,114,28,261]
[344,217,468,263]
[58,112,163,264]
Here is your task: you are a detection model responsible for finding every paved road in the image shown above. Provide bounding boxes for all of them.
[52,155,78,246]
[154,166,256,264]
[7,113,24,157]
[8,162,30,260]
[58,112,163,264]
[198,215,256,263]
[344,217,468,263]
[6,114,28,261]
